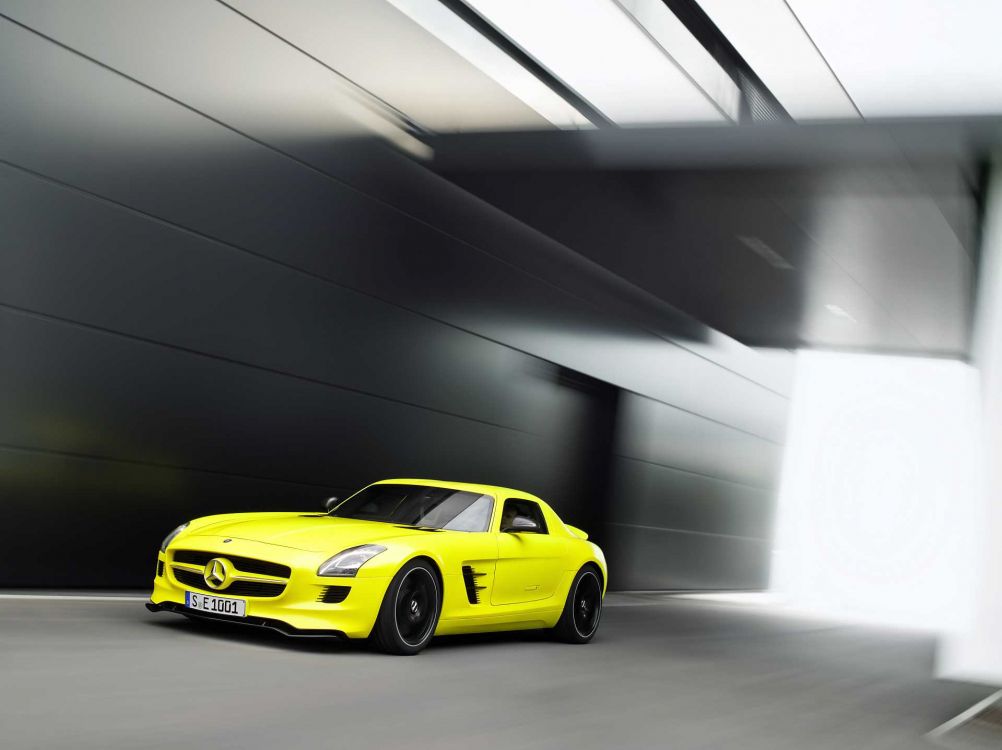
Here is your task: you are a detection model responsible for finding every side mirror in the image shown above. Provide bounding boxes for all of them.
[324,496,340,513]
[503,516,539,533]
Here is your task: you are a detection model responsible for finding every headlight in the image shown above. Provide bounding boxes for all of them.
[317,544,386,577]
[160,522,189,552]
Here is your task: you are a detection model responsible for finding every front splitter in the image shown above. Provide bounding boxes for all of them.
[146,600,348,639]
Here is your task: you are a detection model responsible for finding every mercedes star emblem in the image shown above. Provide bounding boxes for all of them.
[203,558,227,589]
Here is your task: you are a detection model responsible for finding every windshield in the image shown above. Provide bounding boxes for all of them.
[330,484,494,532]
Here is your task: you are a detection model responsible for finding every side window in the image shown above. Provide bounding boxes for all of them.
[500,499,548,534]
[440,495,494,532]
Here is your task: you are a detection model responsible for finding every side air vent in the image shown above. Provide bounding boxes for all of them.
[156,559,165,577]
[462,565,487,605]
[317,586,350,604]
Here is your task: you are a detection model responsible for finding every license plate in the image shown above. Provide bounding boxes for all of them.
[185,591,246,618]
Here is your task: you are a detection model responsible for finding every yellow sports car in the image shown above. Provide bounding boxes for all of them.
[147,478,607,654]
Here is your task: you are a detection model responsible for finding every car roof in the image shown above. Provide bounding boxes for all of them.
[371,478,544,502]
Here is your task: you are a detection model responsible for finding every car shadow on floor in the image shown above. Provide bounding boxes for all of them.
[145,615,357,653]
[145,614,554,655]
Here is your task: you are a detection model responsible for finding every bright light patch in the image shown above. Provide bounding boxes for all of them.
[771,350,981,631]
[823,304,856,323]
[788,0,1002,117]
[385,0,592,129]
[465,0,726,125]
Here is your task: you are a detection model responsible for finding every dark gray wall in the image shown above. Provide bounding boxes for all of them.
[0,3,790,589]
[433,130,978,357]
[605,394,782,590]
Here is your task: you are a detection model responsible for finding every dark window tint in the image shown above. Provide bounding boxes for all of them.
[331,484,493,532]
[500,499,548,534]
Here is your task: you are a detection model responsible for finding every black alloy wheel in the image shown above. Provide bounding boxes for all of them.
[395,568,437,645]
[552,565,604,644]
[371,559,441,655]
[572,570,602,637]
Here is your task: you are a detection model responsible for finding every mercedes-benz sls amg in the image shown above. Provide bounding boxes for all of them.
[147,479,607,654]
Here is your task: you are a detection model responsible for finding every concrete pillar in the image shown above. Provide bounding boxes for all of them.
[940,161,1002,685]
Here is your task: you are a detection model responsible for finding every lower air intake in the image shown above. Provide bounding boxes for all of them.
[317,586,350,604]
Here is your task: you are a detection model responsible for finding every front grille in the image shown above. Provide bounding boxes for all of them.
[173,549,291,578]
[173,567,286,598]
[317,586,350,604]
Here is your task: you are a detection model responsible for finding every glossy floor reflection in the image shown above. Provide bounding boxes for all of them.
[0,594,991,749]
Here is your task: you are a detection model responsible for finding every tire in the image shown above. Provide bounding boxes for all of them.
[370,559,442,655]
[551,564,604,644]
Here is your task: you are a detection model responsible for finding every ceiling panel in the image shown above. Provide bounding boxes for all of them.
[433,124,980,355]
[464,0,727,124]
[697,0,858,120]
[788,0,1002,118]
[229,0,555,132]
[614,0,741,121]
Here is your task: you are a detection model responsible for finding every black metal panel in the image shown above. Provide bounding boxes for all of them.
[0,309,576,495]
[0,446,347,587]
[609,457,775,541]
[606,393,779,590]
[604,524,770,591]
[615,394,783,490]
[0,164,572,436]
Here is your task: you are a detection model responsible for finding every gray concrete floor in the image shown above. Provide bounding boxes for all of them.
[0,593,992,750]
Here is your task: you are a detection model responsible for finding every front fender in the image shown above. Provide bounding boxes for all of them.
[354,544,447,581]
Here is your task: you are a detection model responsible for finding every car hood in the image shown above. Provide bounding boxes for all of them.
[185,513,436,552]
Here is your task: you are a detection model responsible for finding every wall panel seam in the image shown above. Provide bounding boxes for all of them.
[614,453,776,491]
[606,521,770,543]
[0,443,343,491]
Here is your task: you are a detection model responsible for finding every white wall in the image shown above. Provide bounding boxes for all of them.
[771,349,982,631]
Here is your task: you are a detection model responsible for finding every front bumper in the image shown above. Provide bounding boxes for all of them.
[150,542,392,639]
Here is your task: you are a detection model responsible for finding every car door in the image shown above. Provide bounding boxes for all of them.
[491,498,570,606]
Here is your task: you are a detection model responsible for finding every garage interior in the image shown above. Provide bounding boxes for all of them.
[3,2,1002,748]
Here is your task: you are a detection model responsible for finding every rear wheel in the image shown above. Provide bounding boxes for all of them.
[370,559,441,655]
[552,565,603,644]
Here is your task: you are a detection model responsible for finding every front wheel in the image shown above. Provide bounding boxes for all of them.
[370,559,441,655]
[552,565,604,644]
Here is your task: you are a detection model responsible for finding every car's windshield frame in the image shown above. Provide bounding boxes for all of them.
[329,484,496,532]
